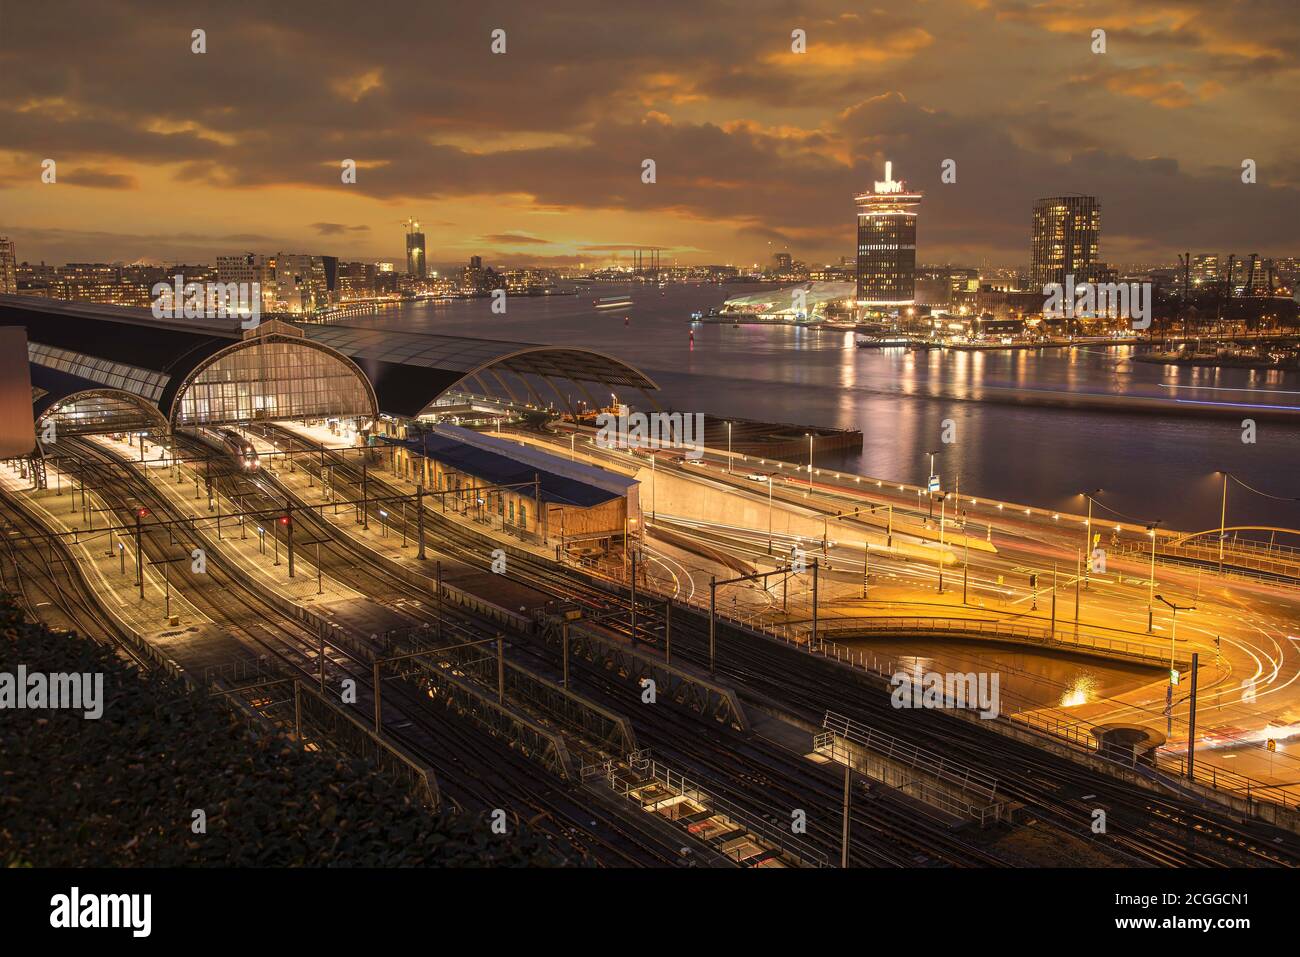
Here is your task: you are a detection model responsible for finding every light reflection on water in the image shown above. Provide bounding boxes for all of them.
[371,284,1300,531]
[839,637,1153,713]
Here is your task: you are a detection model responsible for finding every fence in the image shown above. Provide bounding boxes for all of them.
[587,751,828,868]
[814,615,1176,667]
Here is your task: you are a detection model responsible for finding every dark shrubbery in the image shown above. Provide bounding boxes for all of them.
[0,596,571,867]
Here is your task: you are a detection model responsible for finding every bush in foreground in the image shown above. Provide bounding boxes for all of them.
[0,596,571,867]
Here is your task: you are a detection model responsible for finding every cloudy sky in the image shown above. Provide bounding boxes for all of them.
[2,0,1297,269]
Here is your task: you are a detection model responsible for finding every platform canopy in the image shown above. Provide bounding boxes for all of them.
[300,324,658,417]
[0,295,659,430]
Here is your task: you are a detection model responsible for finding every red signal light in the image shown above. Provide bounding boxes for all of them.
[279,516,290,525]
[137,507,150,518]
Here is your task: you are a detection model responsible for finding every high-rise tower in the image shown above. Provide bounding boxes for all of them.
[404,218,427,278]
[1030,196,1100,289]
[854,161,921,308]
[0,237,16,295]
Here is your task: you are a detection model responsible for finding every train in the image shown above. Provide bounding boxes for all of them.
[214,427,260,470]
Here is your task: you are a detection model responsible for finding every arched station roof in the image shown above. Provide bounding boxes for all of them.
[36,388,170,438]
[0,295,658,428]
[300,324,658,416]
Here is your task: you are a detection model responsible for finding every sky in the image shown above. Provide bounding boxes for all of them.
[2,0,1298,270]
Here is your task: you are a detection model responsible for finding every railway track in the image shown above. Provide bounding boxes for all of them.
[273,431,1024,866]
[0,482,151,671]
[279,428,1298,868]
[57,437,682,867]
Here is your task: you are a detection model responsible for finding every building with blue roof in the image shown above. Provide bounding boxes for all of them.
[384,423,639,555]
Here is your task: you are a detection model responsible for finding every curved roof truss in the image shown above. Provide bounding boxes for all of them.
[35,388,170,438]
[167,334,381,427]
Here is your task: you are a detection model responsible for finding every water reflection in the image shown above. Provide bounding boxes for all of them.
[371,284,1300,530]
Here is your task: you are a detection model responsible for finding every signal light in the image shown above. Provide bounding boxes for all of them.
[137,507,149,518]
[279,516,290,525]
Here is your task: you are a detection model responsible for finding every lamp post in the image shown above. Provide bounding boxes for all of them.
[961,509,969,604]
[937,493,945,593]
[1080,488,1101,591]
[926,450,941,521]
[1217,471,1228,575]
[1156,594,1195,735]
[1146,521,1162,633]
[806,433,814,492]
[766,474,773,554]
[726,421,733,474]
[1155,594,1194,673]
[650,452,656,522]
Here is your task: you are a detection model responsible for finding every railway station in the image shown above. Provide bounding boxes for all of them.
[1,295,660,444]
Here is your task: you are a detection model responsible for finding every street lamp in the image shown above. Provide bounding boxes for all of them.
[1146,521,1162,633]
[650,452,657,521]
[805,433,814,492]
[1079,488,1101,590]
[937,492,946,593]
[726,421,733,474]
[765,474,773,554]
[1156,594,1195,735]
[1217,471,1228,575]
[925,450,941,521]
[1155,594,1195,672]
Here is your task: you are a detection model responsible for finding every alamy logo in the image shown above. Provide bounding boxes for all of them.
[151,275,261,329]
[50,887,151,937]
[1042,274,1151,330]
[594,410,705,459]
[0,666,103,719]
[890,670,1000,719]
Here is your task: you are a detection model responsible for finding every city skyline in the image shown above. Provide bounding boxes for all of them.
[3,1,1300,269]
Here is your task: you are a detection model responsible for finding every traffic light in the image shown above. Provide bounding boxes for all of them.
[137,507,149,518]
[279,515,290,526]
[1029,573,1038,589]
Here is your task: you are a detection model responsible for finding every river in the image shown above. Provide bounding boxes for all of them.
[364,283,1300,534]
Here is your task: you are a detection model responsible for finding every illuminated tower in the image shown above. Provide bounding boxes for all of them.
[404,218,427,278]
[854,161,921,309]
[1030,196,1099,289]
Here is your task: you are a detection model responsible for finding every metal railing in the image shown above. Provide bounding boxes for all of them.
[1161,752,1300,812]
[814,615,1174,666]
[822,711,999,802]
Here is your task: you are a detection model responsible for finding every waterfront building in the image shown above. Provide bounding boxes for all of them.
[405,220,427,278]
[1030,195,1100,288]
[854,161,921,309]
